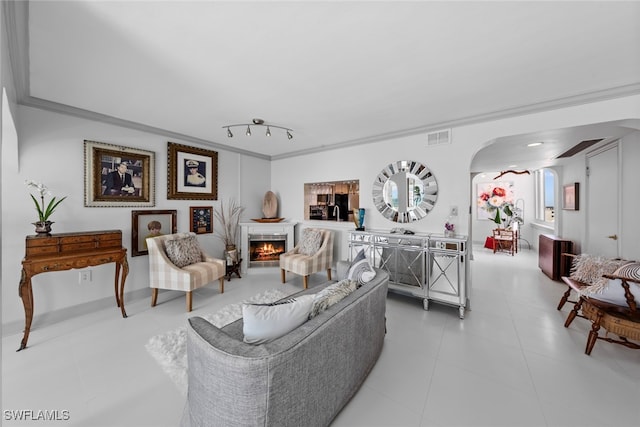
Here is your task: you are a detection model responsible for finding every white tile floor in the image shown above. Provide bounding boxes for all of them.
[2,245,639,426]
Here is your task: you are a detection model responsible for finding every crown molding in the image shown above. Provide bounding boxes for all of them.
[271,82,640,161]
[21,96,270,160]
[3,0,29,102]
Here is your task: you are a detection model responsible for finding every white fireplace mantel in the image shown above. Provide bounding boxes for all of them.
[240,221,297,274]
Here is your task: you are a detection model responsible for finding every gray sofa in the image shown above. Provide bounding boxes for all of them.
[180,261,389,427]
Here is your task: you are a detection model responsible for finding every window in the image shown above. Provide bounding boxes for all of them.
[534,168,555,223]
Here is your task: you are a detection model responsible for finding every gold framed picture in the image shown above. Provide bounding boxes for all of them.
[84,140,155,207]
[167,142,218,200]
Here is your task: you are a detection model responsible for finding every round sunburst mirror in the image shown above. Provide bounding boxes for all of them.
[372,160,438,223]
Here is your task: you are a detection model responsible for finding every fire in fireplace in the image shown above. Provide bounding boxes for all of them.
[249,234,287,267]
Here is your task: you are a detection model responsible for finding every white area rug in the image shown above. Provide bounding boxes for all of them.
[145,288,288,396]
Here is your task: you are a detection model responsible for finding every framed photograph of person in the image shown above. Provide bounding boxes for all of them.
[131,209,177,256]
[167,142,218,200]
[84,140,155,207]
[190,206,213,234]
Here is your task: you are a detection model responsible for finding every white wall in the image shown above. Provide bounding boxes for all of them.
[619,132,640,260]
[272,94,640,261]
[1,106,270,328]
[558,132,640,260]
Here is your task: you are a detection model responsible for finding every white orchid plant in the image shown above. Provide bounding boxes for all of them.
[25,180,67,222]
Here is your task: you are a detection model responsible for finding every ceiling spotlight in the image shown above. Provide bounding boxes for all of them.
[222,118,293,141]
[527,142,543,147]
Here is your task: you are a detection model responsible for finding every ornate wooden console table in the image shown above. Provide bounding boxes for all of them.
[18,230,129,351]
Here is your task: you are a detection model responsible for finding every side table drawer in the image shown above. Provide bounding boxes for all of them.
[26,253,122,274]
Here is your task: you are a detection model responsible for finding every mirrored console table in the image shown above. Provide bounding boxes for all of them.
[348,230,469,318]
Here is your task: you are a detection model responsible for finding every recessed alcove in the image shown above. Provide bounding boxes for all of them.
[304,180,359,222]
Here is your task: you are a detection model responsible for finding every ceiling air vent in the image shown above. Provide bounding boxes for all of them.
[556,138,603,158]
[427,129,451,146]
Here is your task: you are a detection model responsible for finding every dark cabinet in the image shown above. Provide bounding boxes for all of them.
[538,234,573,280]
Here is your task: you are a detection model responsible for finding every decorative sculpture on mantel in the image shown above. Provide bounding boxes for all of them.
[262,191,278,219]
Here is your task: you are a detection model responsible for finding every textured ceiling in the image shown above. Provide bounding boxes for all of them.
[12,1,640,167]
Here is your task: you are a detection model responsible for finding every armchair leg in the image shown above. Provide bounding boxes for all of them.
[281,268,286,283]
[186,291,192,312]
[327,268,332,281]
[219,277,225,294]
[151,288,158,307]
[303,275,309,289]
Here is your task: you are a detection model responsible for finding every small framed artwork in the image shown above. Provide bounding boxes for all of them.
[131,209,177,256]
[562,182,579,210]
[190,206,213,234]
[167,142,218,200]
[84,140,155,207]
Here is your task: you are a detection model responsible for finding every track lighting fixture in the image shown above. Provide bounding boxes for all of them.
[223,118,293,140]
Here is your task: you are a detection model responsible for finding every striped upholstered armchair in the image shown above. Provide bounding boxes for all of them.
[146,232,225,312]
[280,228,334,289]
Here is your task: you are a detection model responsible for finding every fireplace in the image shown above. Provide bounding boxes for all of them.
[249,234,287,267]
[240,221,296,274]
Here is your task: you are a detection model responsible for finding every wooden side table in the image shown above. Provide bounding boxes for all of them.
[225,258,242,281]
[18,230,128,351]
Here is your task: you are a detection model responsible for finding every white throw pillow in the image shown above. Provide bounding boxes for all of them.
[242,295,315,344]
[347,249,376,286]
[587,279,640,306]
[584,262,640,306]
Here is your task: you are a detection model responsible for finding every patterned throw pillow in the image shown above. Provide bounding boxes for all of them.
[612,262,640,281]
[570,254,631,293]
[242,295,315,344]
[164,236,202,268]
[347,249,376,286]
[309,279,358,319]
[299,229,323,256]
